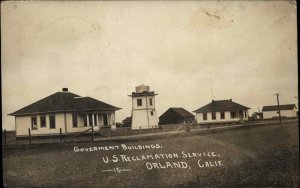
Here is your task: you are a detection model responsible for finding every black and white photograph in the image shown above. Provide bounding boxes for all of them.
[1,1,298,187]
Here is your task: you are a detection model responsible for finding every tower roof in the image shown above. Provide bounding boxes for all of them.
[128,91,158,97]
[129,85,158,97]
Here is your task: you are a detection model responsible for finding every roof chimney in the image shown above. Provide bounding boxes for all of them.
[229,99,232,101]
[62,88,68,92]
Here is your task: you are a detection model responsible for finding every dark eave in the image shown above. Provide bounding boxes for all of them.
[128,91,158,97]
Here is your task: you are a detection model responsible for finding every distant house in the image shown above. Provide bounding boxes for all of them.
[250,112,264,120]
[9,88,121,138]
[122,116,132,127]
[193,99,250,124]
[159,108,195,125]
[262,104,297,119]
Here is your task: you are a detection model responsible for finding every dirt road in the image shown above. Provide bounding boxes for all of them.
[3,122,299,187]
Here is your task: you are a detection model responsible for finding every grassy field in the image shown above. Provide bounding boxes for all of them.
[3,121,299,187]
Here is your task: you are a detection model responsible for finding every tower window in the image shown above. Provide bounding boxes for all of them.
[137,99,142,106]
[149,98,153,106]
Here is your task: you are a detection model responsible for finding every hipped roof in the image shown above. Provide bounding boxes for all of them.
[159,108,194,118]
[170,108,194,117]
[9,91,121,116]
[193,100,250,113]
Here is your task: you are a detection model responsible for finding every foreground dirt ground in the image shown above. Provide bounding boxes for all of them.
[3,122,299,187]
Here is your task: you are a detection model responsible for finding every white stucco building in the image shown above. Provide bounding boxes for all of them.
[9,88,121,138]
[262,104,297,119]
[193,99,250,124]
[129,85,158,129]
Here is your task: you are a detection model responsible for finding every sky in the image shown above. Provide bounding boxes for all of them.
[1,1,298,130]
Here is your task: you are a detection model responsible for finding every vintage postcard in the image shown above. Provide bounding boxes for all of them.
[1,1,298,187]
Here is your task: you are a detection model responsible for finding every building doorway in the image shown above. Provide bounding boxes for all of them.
[239,111,244,121]
[103,113,108,126]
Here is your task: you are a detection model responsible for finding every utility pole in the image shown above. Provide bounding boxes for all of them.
[274,93,282,124]
[295,96,298,118]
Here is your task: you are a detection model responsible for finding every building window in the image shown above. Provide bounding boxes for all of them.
[244,111,247,118]
[72,113,78,128]
[231,112,236,119]
[84,116,87,127]
[137,99,142,106]
[220,112,225,119]
[212,112,216,120]
[31,116,37,130]
[203,113,207,120]
[149,98,153,106]
[150,111,154,116]
[40,116,46,128]
[49,115,56,129]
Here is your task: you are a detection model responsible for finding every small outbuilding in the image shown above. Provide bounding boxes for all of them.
[193,99,250,124]
[121,116,132,127]
[159,108,195,125]
[262,104,297,119]
[250,112,264,120]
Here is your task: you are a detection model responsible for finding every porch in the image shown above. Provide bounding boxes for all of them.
[74,111,116,129]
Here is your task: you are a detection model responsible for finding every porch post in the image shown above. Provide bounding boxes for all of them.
[91,117,94,141]
[113,112,115,125]
[99,114,102,127]
[109,113,112,125]
[107,113,109,126]
[86,114,89,126]
[92,113,95,126]
[96,114,99,126]
[64,113,67,133]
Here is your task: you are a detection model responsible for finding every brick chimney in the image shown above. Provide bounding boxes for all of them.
[62,88,68,92]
